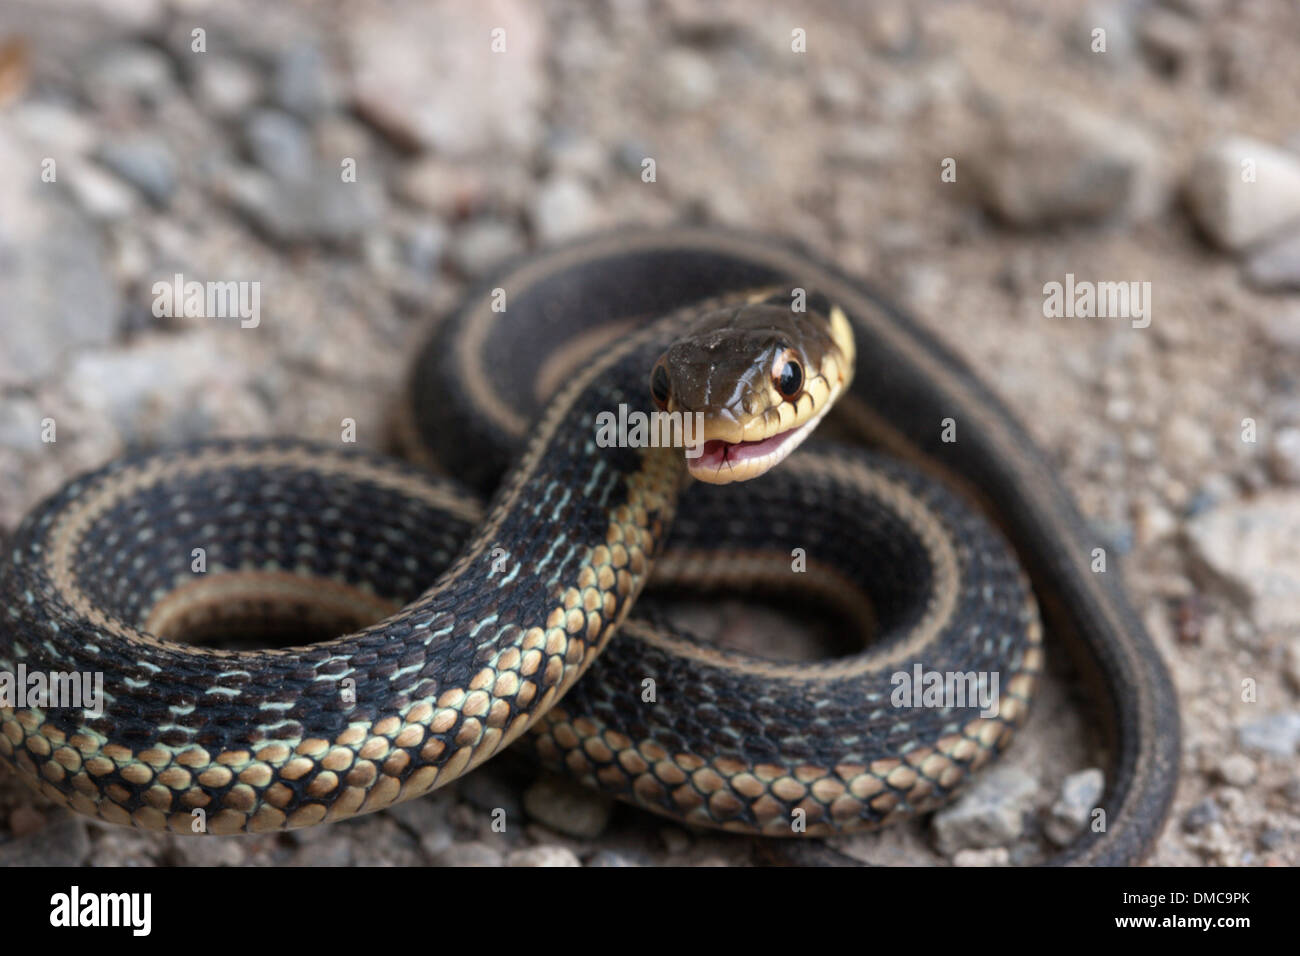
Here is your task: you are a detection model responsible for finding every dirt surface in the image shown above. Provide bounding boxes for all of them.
[1,0,1298,867]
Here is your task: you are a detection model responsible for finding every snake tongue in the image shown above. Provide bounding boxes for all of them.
[687,428,799,482]
[688,401,835,484]
[702,432,788,466]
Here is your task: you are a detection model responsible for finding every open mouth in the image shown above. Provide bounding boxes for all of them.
[686,406,828,484]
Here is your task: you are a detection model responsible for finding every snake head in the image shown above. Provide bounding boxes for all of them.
[650,291,856,484]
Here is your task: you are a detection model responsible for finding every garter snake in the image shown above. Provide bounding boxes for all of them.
[0,228,1178,864]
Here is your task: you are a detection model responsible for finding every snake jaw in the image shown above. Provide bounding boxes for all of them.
[687,399,834,484]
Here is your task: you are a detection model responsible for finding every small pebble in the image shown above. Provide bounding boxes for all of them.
[244,108,314,183]
[447,220,526,278]
[530,176,602,244]
[952,847,1011,867]
[84,43,174,106]
[434,841,504,867]
[1216,754,1257,788]
[1182,797,1220,833]
[97,137,178,206]
[1237,713,1300,757]
[932,766,1037,855]
[272,43,338,119]
[1045,768,1105,846]
[68,162,138,221]
[192,57,263,118]
[522,775,612,839]
[506,845,582,867]
[168,836,248,866]
[1257,828,1289,852]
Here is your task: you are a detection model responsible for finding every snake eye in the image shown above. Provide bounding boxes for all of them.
[774,352,803,400]
[650,362,671,410]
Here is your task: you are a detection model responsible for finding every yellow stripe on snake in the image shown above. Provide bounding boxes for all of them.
[0,228,1178,864]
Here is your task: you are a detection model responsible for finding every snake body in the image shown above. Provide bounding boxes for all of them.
[0,228,1177,863]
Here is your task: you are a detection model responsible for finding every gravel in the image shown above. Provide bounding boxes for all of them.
[2,0,1298,870]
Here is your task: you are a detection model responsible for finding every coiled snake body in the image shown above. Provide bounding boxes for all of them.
[0,228,1178,864]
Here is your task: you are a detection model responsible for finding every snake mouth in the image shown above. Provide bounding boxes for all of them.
[687,405,828,484]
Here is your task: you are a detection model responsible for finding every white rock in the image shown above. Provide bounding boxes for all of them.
[659,48,717,111]
[1185,136,1300,251]
[193,57,263,118]
[1216,754,1257,788]
[67,160,138,221]
[506,845,581,867]
[434,841,504,867]
[952,847,1011,866]
[530,176,602,244]
[448,220,526,277]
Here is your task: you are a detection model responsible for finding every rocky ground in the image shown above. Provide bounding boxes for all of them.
[1,0,1299,867]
